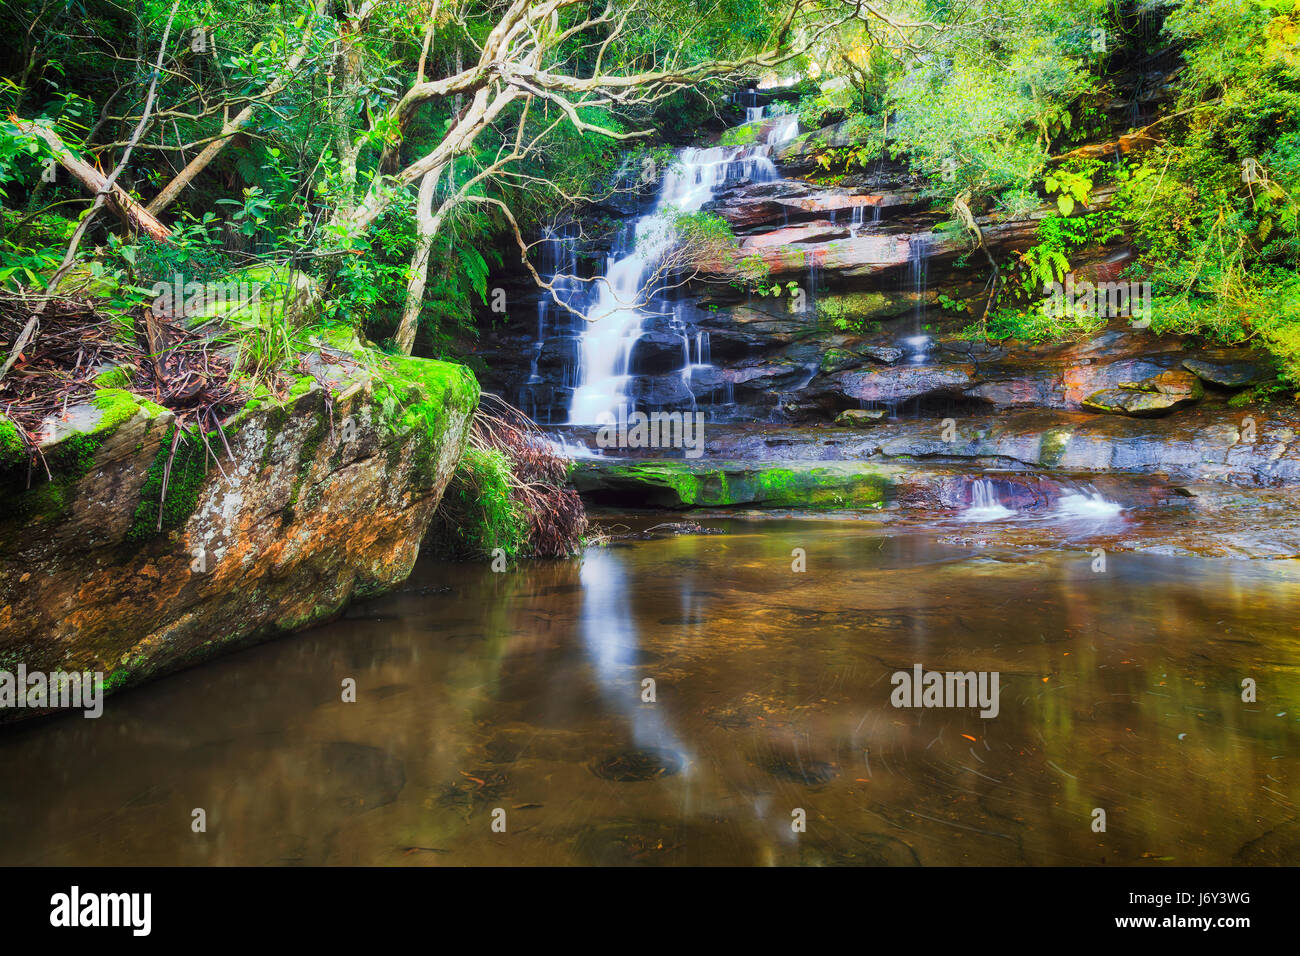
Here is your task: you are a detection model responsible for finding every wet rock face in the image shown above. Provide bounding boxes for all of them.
[0,346,478,719]
[473,125,1135,425]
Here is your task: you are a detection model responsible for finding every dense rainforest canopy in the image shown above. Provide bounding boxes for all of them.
[1,0,1298,386]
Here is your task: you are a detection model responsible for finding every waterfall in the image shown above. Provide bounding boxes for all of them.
[958,478,1123,523]
[961,479,1014,522]
[566,120,794,425]
[849,204,865,237]
[904,236,931,363]
[522,224,583,422]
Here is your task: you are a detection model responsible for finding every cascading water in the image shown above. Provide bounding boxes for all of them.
[959,478,1124,522]
[520,223,584,423]
[904,236,931,364]
[564,104,798,425]
[961,479,1015,522]
[1055,484,1124,518]
[849,204,865,237]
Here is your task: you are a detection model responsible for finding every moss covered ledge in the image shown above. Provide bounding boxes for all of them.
[569,459,895,510]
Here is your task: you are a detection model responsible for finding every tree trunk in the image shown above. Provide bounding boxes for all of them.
[395,168,441,355]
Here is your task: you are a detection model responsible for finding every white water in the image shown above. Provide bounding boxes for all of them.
[1055,489,1124,519]
[905,237,931,364]
[961,479,1015,522]
[565,105,798,425]
[545,434,602,460]
[960,479,1123,522]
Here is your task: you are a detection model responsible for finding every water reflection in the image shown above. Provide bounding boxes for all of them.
[578,548,691,765]
[0,520,1296,866]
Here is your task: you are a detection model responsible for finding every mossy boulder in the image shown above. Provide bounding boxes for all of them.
[835,408,887,427]
[0,342,478,721]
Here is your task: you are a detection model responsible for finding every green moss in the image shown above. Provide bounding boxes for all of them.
[91,366,133,389]
[1,389,160,528]
[374,352,479,489]
[819,348,858,373]
[815,291,897,331]
[572,460,893,510]
[125,425,212,542]
[0,415,22,469]
[102,669,133,693]
[181,265,321,328]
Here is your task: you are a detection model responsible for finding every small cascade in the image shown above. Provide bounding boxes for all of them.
[1054,484,1124,519]
[765,113,799,147]
[545,434,602,460]
[956,477,1124,523]
[961,479,1015,522]
[849,204,865,237]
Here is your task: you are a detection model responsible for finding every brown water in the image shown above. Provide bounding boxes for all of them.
[1,520,1297,866]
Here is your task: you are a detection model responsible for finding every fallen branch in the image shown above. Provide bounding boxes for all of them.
[10,117,173,242]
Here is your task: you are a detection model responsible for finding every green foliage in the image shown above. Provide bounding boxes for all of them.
[817,296,875,333]
[1044,166,1094,216]
[882,0,1106,205]
[719,123,760,147]
[1006,207,1125,298]
[755,280,801,298]
[971,303,1107,342]
[433,448,528,561]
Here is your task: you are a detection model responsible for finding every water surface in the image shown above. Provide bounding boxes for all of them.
[1,520,1296,865]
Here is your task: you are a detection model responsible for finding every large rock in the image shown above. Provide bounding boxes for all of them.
[1083,369,1203,417]
[1183,355,1276,388]
[831,363,977,403]
[0,335,478,719]
[1082,387,1195,417]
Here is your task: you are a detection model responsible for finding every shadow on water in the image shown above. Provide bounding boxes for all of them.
[0,519,1297,865]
